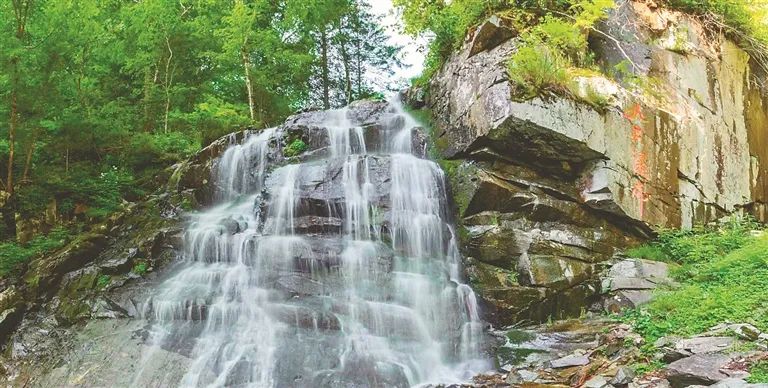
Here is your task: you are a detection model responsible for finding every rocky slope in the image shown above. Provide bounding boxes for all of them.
[408,0,768,326]
[0,129,250,384]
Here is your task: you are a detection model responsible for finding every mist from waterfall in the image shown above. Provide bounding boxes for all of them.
[135,98,491,387]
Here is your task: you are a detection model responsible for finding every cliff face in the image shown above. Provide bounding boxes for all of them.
[420,0,768,325]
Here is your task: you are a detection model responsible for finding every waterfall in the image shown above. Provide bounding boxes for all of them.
[136,99,491,387]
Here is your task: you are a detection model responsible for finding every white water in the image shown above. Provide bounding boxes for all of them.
[137,99,490,387]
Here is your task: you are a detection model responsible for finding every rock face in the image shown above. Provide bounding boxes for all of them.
[420,0,768,325]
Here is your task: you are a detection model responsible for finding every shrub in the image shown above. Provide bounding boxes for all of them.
[0,227,73,277]
[665,0,768,46]
[284,139,308,157]
[505,2,614,99]
[507,44,572,98]
[132,262,148,276]
[86,166,137,218]
[97,274,111,288]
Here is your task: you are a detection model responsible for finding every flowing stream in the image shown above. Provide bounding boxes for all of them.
[137,99,490,387]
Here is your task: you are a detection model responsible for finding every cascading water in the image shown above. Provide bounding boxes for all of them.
[136,98,491,387]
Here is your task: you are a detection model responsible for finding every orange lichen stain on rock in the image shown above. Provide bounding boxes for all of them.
[624,103,651,219]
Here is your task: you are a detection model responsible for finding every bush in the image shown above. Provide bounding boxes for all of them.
[132,262,148,276]
[85,166,137,218]
[0,227,73,277]
[665,0,768,46]
[284,139,308,157]
[505,2,613,98]
[507,44,572,98]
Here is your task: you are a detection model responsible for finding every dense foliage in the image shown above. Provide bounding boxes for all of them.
[395,0,768,91]
[666,0,768,47]
[623,217,768,373]
[0,0,401,273]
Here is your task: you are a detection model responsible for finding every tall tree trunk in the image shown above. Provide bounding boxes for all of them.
[7,90,17,196]
[340,39,352,105]
[21,137,35,183]
[242,38,256,121]
[355,39,363,99]
[142,67,154,132]
[163,35,174,133]
[320,28,330,109]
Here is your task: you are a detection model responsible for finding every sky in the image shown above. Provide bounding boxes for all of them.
[367,0,427,86]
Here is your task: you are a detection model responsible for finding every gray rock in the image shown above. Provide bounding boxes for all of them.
[550,353,590,368]
[218,217,240,235]
[678,336,737,354]
[584,375,613,388]
[506,369,539,385]
[469,15,517,57]
[665,354,733,387]
[709,378,753,388]
[610,366,636,386]
[729,324,762,341]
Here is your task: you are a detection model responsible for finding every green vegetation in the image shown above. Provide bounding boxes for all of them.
[507,2,613,99]
[0,0,401,260]
[396,0,768,101]
[748,360,768,384]
[0,227,73,277]
[666,0,768,49]
[395,0,614,96]
[132,262,148,276]
[394,0,510,86]
[96,274,111,289]
[623,217,767,343]
[283,139,309,157]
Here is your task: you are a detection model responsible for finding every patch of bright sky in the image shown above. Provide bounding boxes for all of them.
[367,0,427,89]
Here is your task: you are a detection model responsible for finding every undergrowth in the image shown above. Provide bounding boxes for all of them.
[748,360,768,384]
[622,216,768,343]
[0,227,74,277]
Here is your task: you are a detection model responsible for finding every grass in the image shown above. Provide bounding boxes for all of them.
[0,227,73,277]
[748,360,768,384]
[622,217,768,344]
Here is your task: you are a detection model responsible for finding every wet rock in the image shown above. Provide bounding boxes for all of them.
[268,304,341,331]
[402,87,426,109]
[99,247,139,274]
[0,286,24,345]
[275,274,326,296]
[91,297,130,319]
[550,354,590,368]
[218,217,240,235]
